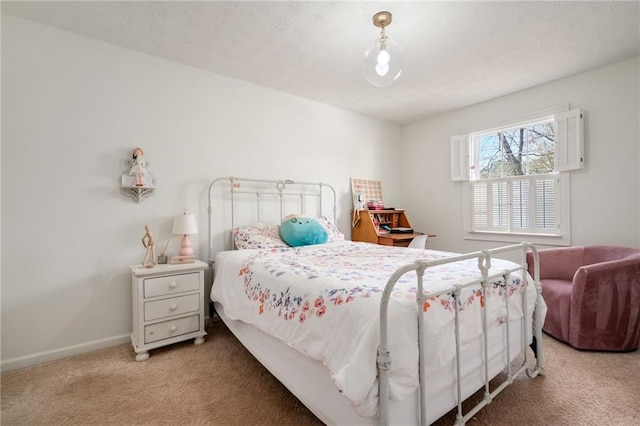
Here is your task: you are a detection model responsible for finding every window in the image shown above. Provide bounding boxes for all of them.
[471,119,555,180]
[452,108,583,245]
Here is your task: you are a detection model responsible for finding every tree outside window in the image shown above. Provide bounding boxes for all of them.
[473,120,555,180]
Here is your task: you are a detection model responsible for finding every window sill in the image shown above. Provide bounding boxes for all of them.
[464,231,570,247]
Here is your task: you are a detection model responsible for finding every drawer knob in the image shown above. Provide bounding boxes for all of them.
[169,282,178,289]
[169,303,178,311]
[169,325,177,333]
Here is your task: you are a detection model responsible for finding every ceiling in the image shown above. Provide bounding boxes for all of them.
[3,1,639,125]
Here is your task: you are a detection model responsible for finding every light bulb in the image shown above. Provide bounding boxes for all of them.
[377,48,390,65]
[375,63,389,77]
[362,36,403,87]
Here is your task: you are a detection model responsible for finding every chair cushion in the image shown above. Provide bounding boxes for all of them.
[539,247,585,281]
[540,278,573,342]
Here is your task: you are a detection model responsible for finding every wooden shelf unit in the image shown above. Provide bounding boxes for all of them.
[352,209,427,247]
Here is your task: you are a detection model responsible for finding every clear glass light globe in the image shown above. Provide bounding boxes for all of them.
[362,37,403,87]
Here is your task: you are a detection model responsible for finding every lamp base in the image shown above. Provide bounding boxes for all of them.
[169,255,196,264]
[178,234,194,257]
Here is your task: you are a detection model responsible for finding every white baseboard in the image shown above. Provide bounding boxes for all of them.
[1,334,131,373]
[1,315,218,373]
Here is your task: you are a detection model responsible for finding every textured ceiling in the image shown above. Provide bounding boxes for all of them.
[3,1,639,125]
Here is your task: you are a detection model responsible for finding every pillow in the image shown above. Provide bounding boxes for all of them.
[317,215,345,242]
[233,223,289,250]
[280,217,329,247]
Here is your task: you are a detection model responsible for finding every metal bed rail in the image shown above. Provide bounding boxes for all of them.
[207,176,337,264]
[377,242,543,425]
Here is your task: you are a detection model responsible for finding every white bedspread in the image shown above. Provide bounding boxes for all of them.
[211,241,543,417]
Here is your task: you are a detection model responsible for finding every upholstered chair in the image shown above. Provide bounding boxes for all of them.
[527,246,640,351]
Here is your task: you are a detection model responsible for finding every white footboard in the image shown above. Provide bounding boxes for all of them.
[378,243,544,425]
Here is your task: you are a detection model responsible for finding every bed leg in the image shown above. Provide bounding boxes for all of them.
[210,302,215,316]
[529,335,537,358]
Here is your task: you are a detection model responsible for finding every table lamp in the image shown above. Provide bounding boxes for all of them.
[170,211,198,264]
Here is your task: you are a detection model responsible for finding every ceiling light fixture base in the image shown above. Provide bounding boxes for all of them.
[372,11,392,28]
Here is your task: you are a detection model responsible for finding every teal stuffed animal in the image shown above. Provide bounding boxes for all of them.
[280,217,329,247]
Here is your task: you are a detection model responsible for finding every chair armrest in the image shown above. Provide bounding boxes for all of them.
[576,256,640,277]
[571,256,640,300]
[569,257,640,340]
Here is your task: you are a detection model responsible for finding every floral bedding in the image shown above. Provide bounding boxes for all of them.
[211,240,543,417]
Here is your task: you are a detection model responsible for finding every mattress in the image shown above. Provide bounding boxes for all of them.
[211,241,543,423]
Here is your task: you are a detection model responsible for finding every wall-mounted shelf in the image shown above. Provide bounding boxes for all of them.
[121,185,156,203]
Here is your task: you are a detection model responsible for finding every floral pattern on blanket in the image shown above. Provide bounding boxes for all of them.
[238,242,521,324]
[211,240,541,418]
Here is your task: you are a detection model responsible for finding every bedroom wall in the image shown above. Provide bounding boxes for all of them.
[0,15,402,370]
[399,57,640,255]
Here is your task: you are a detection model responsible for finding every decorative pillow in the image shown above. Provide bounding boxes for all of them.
[317,215,345,242]
[280,217,329,247]
[233,223,289,250]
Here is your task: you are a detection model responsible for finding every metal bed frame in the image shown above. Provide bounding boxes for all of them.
[207,176,336,256]
[378,243,544,425]
[207,176,544,425]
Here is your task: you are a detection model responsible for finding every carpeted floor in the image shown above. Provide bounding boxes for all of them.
[2,320,639,425]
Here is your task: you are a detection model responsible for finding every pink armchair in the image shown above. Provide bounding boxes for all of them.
[527,246,640,351]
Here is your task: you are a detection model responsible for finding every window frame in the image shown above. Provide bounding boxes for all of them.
[452,106,583,246]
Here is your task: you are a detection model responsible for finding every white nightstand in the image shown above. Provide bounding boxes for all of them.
[129,260,208,361]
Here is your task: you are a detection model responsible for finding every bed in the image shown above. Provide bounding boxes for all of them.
[207,176,546,425]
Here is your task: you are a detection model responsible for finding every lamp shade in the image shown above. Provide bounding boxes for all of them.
[172,213,198,235]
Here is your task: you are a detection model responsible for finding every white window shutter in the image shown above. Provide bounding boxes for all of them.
[450,134,469,181]
[555,108,583,171]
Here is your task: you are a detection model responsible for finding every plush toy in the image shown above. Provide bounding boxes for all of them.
[280,216,329,247]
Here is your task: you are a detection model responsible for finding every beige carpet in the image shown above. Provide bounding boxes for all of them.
[2,320,639,425]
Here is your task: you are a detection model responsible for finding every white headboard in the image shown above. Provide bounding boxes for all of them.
[207,176,336,263]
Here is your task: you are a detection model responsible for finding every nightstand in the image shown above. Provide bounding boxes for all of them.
[129,260,208,361]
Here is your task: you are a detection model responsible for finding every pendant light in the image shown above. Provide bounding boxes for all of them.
[362,11,403,87]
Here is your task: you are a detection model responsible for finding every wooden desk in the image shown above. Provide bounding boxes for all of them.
[351,209,436,247]
[377,232,437,247]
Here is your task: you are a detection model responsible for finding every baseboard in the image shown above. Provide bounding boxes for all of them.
[3,314,220,373]
[1,333,131,373]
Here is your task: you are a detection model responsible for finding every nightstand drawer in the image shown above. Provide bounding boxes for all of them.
[143,272,199,298]
[144,315,200,344]
[144,294,200,321]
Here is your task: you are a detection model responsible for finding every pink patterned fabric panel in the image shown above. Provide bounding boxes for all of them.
[233,224,289,250]
[317,215,345,242]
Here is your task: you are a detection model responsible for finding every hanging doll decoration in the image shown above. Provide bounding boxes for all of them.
[129,147,148,187]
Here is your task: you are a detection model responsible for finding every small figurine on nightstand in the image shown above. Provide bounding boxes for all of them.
[129,147,147,187]
[141,225,157,268]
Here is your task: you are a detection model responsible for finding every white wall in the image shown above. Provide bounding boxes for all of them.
[0,15,402,370]
[4,13,638,372]
[400,57,640,255]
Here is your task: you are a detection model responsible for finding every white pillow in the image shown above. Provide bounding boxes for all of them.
[316,215,345,242]
[233,223,289,250]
